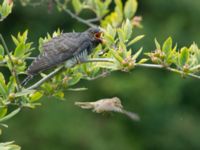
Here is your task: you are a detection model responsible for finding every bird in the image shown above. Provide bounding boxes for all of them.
[75,97,140,121]
[22,27,103,85]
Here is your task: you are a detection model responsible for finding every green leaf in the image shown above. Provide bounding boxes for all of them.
[30,91,43,102]
[162,37,172,56]
[68,73,82,86]
[0,107,7,119]
[7,76,15,93]
[0,108,21,123]
[155,38,161,50]
[128,35,145,46]
[0,45,4,56]
[14,43,25,57]
[115,0,123,13]
[107,24,116,38]
[11,35,19,46]
[179,47,189,67]
[123,19,132,41]
[132,47,143,60]
[0,141,21,150]
[124,0,138,19]
[0,73,8,99]
[117,28,125,43]
[110,49,124,63]
[53,91,64,100]
[15,89,36,97]
[72,0,82,14]
[114,0,123,22]
[0,0,13,21]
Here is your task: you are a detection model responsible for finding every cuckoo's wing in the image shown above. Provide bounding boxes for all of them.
[27,33,83,75]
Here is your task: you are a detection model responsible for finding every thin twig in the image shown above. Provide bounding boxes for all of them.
[136,63,163,69]
[27,58,114,90]
[67,87,88,92]
[86,17,100,23]
[0,34,21,91]
[84,71,110,81]
[166,67,200,79]
[136,63,200,79]
[27,57,36,60]
[27,66,63,90]
[0,60,6,64]
[55,0,97,28]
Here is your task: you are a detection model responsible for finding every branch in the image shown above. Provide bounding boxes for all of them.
[86,17,100,23]
[27,66,63,90]
[55,0,97,28]
[83,71,110,81]
[136,63,200,79]
[27,58,114,90]
[0,34,21,91]
[26,56,200,91]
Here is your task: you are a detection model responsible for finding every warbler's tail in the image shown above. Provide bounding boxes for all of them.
[21,75,33,86]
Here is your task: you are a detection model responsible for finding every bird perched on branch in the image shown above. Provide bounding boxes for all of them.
[22,27,103,85]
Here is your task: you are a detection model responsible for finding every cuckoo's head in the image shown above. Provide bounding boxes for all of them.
[86,27,103,44]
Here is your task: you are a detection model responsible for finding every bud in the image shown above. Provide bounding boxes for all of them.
[62,76,69,87]
[6,0,13,5]
[8,93,15,101]
[11,56,18,64]
[133,16,142,28]
[17,59,23,65]
[183,64,189,72]
[151,57,159,64]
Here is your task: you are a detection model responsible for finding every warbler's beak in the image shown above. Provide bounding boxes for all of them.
[95,31,103,43]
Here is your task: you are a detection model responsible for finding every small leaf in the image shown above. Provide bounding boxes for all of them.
[14,43,25,57]
[117,28,125,43]
[54,91,64,100]
[72,0,82,14]
[0,73,8,99]
[30,91,43,102]
[154,38,161,50]
[68,73,82,86]
[0,107,7,119]
[132,47,143,60]
[128,35,145,46]
[123,19,132,41]
[138,58,148,64]
[162,37,172,56]
[15,89,36,97]
[124,0,138,19]
[106,24,116,38]
[0,45,4,56]
[11,35,19,46]
[0,108,21,123]
[0,141,21,150]
[179,47,189,67]
[110,49,124,63]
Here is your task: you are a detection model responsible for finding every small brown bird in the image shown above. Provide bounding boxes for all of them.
[75,97,140,121]
[22,27,103,85]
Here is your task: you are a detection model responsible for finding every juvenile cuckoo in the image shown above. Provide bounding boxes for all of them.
[22,27,102,85]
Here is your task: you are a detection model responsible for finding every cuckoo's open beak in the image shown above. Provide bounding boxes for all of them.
[94,31,103,43]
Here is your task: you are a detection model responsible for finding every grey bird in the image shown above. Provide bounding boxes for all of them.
[22,27,103,85]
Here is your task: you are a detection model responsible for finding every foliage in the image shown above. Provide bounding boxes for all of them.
[0,0,13,22]
[0,141,21,150]
[0,0,200,149]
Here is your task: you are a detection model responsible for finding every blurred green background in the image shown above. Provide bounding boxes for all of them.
[1,0,200,149]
